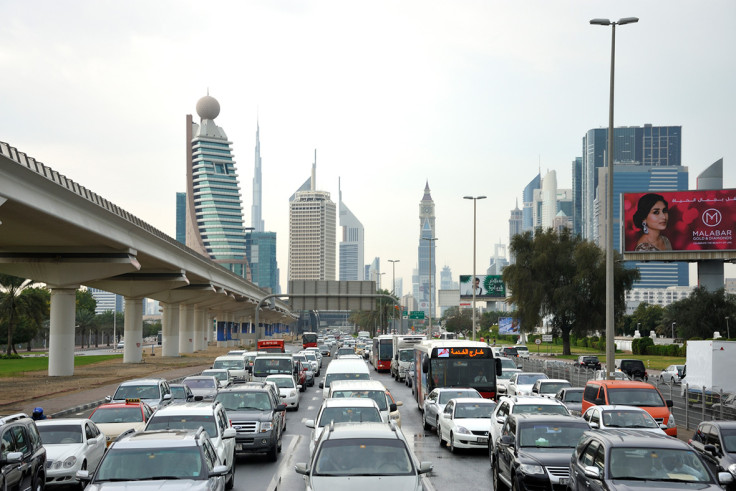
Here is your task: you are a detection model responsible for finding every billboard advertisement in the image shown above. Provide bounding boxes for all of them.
[622,190,736,253]
[459,275,506,299]
[498,317,521,335]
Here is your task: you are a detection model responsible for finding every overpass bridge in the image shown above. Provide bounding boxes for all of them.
[0,141,295,376]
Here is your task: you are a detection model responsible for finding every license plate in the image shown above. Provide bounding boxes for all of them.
[478,437,488,444]
[235,444,242,451]
[559,478,569,485]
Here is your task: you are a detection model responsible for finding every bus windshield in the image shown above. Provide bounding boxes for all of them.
[430,358,495,390]
[377,340,392,361]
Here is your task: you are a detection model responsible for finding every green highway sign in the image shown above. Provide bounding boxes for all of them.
[409,311,425,319]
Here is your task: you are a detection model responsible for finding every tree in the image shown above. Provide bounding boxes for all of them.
[664,287,736,339]
[629,303,665,337]
[0,274,48,355]
[442,307,473,337]
[348,289,398,337]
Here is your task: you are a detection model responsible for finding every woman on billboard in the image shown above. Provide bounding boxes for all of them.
[633,193,673,251]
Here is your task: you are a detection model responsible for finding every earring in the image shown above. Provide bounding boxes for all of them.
[642,220,648,234]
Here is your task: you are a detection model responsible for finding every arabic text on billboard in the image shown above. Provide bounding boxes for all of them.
[622,190,736,253]
[459,275,506,299]
[498,317,520,335]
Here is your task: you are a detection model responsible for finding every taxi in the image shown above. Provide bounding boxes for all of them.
[88,398,153,446]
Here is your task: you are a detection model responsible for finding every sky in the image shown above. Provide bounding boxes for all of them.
[1,0,735,296]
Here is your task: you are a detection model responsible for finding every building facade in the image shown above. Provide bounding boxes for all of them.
[246,231,280,293]
[338,179,364,281]
[415,182,437,318]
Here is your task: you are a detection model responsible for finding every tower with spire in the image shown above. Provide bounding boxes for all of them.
[415,181,437,319]
[251,118,264,232]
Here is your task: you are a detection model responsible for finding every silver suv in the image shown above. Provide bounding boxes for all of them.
[106,378,172,410]
[145,401,236,489]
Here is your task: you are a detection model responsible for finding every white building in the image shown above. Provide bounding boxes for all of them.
[625,286,693,314]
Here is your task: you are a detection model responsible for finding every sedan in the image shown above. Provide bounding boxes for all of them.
[582,405,667,434]
[182,376,220,401]
[422,388,482,431]
[659,364,685,385]
[266,374,301,410]
[437,398,496,453]
[554,387,583,416]
[507,372,548,396]
[37,419,106,487]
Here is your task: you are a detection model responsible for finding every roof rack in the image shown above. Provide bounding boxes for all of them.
[0,413,29,425]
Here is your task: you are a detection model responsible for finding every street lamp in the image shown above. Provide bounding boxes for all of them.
[590,16,639,379]
[422,237,438,338]
[672,321,676,340]
[388,259,400,333]
[464,195,486,341]
[726,316,730,339]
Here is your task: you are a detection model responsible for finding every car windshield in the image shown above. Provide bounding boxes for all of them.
[268,377,295,389]
[583,357,598,363]
[213,360,244,370]
[113,385,160,400]
[455,402,495,418]
[183,379,216,389]
[399,350,414,362]
[170,387,189,399]
[607,388,665,407]
[202,371,228,382]
[90,407,143,424]
[304,354,317,361]
[562,391,583,403]
[95,447,204,481]
[331,390,388,411]
[513,404,569,416]
[215,392,272,411]
[37,425,83,444]
[602,410,658,428]
[500,359,517,370]
[608,448,711,483]
[438,391,481,404]
[519,423,589,448]
[313,438,414,476]
[323,373,370,388]
[517,374,547,385]
[540,382,571,394]
[317,407,382,426]
[498,371,515,380]
[721,429,736,453]
[253,359,292,377]
[146,415,217,436]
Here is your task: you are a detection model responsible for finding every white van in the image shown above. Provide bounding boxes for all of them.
[251,354,295,383]
[328,379,403,427]
[319,358,370,399]
[211,355,248,383]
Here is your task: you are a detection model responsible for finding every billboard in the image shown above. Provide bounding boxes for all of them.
[622,190,736,253]
[498,317,521,335]
[459,275,506,299]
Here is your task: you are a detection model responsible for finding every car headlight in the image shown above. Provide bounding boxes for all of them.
[289,390,297,397]
[63,456,77,468]
[260,422,273,432]
[667,413,676,428]
[455,426,471,435]
[518,463,545,475]
[728,463,736,476]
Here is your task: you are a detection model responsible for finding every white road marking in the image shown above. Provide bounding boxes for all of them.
[266,434,301,491]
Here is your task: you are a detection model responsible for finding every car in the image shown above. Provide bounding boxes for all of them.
[577,355,602,370]
[554,387,584,416]
[507,372,548,396]
[501,346,519,358]
[320,358,371,399]
[301,351,321,376]
[36,418,106,488]
[711,393,736,416]
[593,370,630,381]
[328,380,403,427]
[182,375,220,401]
[531,379,572,398]
[582,405,667,434]
[144,401,236,488]
[335,347,356,358]
[304,347,323,367]
[497,356,518,371]
[318,345,331,356]
[214,384,287,461]
[515,345,530,359]
[266,374,301,410]
[496,368,523,397]
[169,383,195,403]
[689,420,736,488]
[213,355,249,383]
[437,398,497,453]
[0,413,46,491]
[488,395,571,461]
[293,359,310,389]
[89,398,154,446]
[659,364,685,384]
[294,422,433,490]
[77,428,229,490]
[422,387,482,431]
[201,369,233,388]
[304,398,383,454]
[614,358,648,381]
[569,429,733,490]
[105,378,172,410]
[115,341,124,349]
[492,414,590,490]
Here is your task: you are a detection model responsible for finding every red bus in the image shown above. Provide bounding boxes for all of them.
[257,339,285,353]
[302,332,318,349]
[372,335,393,372]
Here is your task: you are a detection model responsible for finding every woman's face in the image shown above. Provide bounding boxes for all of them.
[645,200,668,231]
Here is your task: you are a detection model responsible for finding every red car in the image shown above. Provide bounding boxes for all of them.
[294,360,308,391]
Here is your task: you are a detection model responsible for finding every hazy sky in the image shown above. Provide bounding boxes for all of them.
[1,1,734,294]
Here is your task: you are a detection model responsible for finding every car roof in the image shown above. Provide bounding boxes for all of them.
[512,414,586,425]
[320,397,381,409]
[583,428,686,448]
[184,375,217,380]
[95,401,148,409]
[219,385,270,393]
[588,404,650,412]
[585,380,655,389]
[502,396,565,405]
[539,379,571,384]
[36,418,91,426]
[702,421,736,429]
[322,422,402,440]
[114,429,204,448]
[330,380,387,390]
[451,398,495,404]
[433,387,478,393]
[151,402,222,416]
[118,378,165,385]
[516,372,546,377]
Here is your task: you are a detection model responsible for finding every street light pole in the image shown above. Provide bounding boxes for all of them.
[464,196,486,341]
[388,259,400,333]
[672,321,676,340]
[726,316,730,339]
[423,237,438,338]
[590,16,638,380]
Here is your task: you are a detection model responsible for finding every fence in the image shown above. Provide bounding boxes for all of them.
[518,358,736,431]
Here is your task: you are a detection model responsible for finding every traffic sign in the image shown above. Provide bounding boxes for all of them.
[542,334,553,342]
[535,338,542,345]
[409,311,425,320]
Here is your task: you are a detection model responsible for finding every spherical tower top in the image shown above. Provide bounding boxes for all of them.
[196,95,220,120]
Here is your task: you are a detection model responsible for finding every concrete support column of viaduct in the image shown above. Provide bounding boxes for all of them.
[179,304,195,354]
[193,308,207,351]
[161,303,180,357]
[48,287,79,377]
[123,297,144,363]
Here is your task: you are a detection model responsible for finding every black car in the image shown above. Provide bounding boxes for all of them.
[614,359,648,381]
[0,413,46,491]
[690,420,736,490]
[577,355,601,370]
[501,347,519,358]
[492,414,590,490]
[570,428,732,490]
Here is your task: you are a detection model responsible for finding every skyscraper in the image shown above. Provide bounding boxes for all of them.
[415,182,437,318]
[175,192,186,244]
[185,94,250,278]
[508,200,522,263]
[288,155,336,280]
[338,178,364,281]
[522,173,541,232]
[251,120,264,233]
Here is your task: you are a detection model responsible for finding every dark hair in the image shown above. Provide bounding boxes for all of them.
[633,193,668,231]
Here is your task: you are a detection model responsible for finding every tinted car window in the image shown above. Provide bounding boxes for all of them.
[606,388,665,407]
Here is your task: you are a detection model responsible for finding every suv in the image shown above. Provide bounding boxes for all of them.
[105,378,172,410]
[0,413,46,491]
[214,385,287,461]
[515,346,530,358]
[145,401,236,489]
[501,346,518,358]
[577,355,602,370]
[615,359,648,381]
[689,420,736,486]
[77,428,229,489]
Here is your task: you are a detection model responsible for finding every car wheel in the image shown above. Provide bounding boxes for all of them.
[438,425,446,447]
[511,473,521,491]
[449,432,457,453]
[488,443,494,469]
[493,458,506,491]
[294,402,299,411]
[423,411,431,430]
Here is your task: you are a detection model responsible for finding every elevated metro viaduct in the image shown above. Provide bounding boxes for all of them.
[0,141,295,376]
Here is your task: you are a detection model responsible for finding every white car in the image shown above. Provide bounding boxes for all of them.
[506,372,548,396]
[496,368,522,397]
[328,380,403,427]
[437,398,497,453]
[582,404,667,434]
[300,351,321,376]
[658,364,685,384]
[515,345,530,358]
[422,387,482,431]
[266,374,301,410]
[304,397,383,454]
[530,378,572,398]
[201,369,233,389]
[36,419,106,487]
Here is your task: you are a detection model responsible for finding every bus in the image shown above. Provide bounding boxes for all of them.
[302,332,318,349]
[257,339,285,353]
[413,340,502,408]
[372,335,394,372]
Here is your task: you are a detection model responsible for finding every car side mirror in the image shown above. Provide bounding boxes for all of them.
[595,397,605,405]
[295,463,310,475]
[105,395,112,402]
[76,469,91,482]
[589,422,599,429]
[583,465,601,480]
[2,452,23,465]
[210,465,228,477]
[389,403,397,412]
[499,435,514,446]
[163,394,171,401]
[422,358,429,373]
[396,401,403,407]
[223,428,236,439]
[297,385,303,390]
[718,471,734,485]
[305,419,315,429]
[418,461,433,474]
[319,382,324,389]
[277,403,288,411]
[194,395,204,401]
[666,400,673,408]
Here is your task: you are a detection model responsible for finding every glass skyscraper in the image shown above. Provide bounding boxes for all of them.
[246,231,280,293]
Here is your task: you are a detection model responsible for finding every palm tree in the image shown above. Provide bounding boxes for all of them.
[0,274,47,355]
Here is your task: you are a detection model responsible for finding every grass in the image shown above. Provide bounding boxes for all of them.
[527,343,685,371]
[0,354,122,377]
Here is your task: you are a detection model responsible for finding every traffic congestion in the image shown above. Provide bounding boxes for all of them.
[2,330,736,491]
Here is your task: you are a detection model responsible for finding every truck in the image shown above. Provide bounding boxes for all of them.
[390,335,426,382]
[683,340,736,406]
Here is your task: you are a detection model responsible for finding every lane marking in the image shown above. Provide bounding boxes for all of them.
[266,434,301,491]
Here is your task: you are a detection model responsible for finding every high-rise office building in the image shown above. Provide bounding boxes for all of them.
[251,120,264,233]
[88,287,123,315]
[522,173,541,232]
[508,200,522,263]
[175,192,186,244]
[571,157,583,236]
[288,156,336,280]
[415,182,437,318]
[185,94,250,278]
[338,179,364,281]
